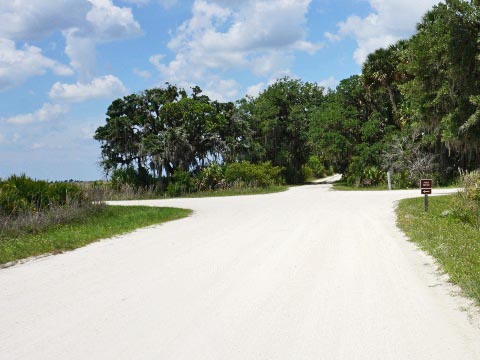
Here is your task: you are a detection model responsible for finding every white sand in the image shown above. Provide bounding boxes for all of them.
[1,184,479,359]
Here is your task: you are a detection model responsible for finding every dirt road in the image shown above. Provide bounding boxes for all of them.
[1,185,479,359]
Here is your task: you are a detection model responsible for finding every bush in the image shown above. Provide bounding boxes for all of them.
[362,166,385,186]
[195,163,225,191]
[344,157,386,187]
[167,170,195,196]
[0,175,84,216]
[300,165,313,182]
[326,165,335,176]
[224,161,284,188]
[451,170,480,227]
[344,156,364,186]
[306,156,326,178]
[383,133,437,186]
[0,175,103,238]
[390,171,413,189]
[110,166,154,189]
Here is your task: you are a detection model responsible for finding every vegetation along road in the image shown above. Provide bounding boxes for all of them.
[1,184,479,359]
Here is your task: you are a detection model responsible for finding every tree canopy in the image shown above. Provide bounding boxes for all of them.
[95,1,480,188]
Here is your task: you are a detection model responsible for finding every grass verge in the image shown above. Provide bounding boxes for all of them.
[332,181,390,191]
[397,195,480,305]
[0,206,192,266]
[102,185,289,200]
[180,185,289,198]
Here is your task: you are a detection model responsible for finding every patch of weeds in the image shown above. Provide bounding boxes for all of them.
[397,195,480,305]
[0,206,191,265]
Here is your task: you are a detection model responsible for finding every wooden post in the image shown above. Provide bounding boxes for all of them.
[424,194,429,212]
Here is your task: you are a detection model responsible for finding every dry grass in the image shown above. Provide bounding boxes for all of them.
[0,201,104,239]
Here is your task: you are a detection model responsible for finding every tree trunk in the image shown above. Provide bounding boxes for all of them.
[387,86,398,114]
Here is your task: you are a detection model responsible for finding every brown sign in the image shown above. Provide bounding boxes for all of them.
[421,188,432,195]
[420,179,433,189]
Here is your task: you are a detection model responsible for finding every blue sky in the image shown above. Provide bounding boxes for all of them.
[0,0,441,181]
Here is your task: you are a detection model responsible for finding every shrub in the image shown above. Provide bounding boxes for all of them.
[345,156,364,186]
[362,166,385,186]
[167,170,195,196]
[306,156,326,178]
[391,171,413,189]
[300,165,314,182]
[451,170,480,227]
[326,165,335,176]
[224,161,284,187]
[195,163,225,191]
[110,166,154,189]
[0,175,85,216]
[344,158,386,187]
[0,175,103,238]
[383,133,437,185]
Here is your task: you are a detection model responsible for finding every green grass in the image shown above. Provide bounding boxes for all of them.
[179,185,289,198]
[332,181,390,191]
[332,181,458,191]
[102,185,289,200]
[397,195,480,304]
[0,206,192,265]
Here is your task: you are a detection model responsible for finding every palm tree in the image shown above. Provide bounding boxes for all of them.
[362,45,400,120]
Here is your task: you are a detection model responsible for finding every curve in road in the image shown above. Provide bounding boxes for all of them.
[0,185,479,359]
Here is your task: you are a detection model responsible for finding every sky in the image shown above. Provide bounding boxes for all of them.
[0,0,442,181]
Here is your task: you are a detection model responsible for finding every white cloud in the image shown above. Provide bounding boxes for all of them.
[251,51,293,78]
[202,78,240,102]
[294,40,324,55]
[318,76,339,92]
[4,103,69,125]
[86,0,142,42]
[0,39,73,91]
[0,1,142,84]
[65,0,142,80]
[119,0,151,6]
[0,1,141,42]
[119,0,178,7]
[151,0,320,95]
[31,142,65,150]
[326,0,441,65]
[64,30,97,81]
[0,0,89,40]
[246,82,266,98]
[159,0,179,8]
[49,75,127,102]
[133,68,151,79]
[79,121,103,140]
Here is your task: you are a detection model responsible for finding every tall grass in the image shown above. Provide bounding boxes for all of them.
[81,162,286,200]
[397,169,480,304]
[397,195,480,304]
[0,206,192,265]
[0,175,104,239]
[451,170,480,228]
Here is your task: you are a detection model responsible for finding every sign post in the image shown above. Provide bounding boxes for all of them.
[420,179,433,212]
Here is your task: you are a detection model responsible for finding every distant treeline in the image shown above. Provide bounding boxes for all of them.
[95,0,480,188]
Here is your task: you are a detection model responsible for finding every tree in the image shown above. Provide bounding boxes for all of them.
[310,75,397,174]
[94,84,249,185]
[363,45,401,117]
[399,0,480,175]
[244,77,325,183]
[383,129,438,185]
[309,91,356,173]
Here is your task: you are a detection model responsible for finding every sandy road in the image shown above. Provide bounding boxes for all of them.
[1,185,479,359]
